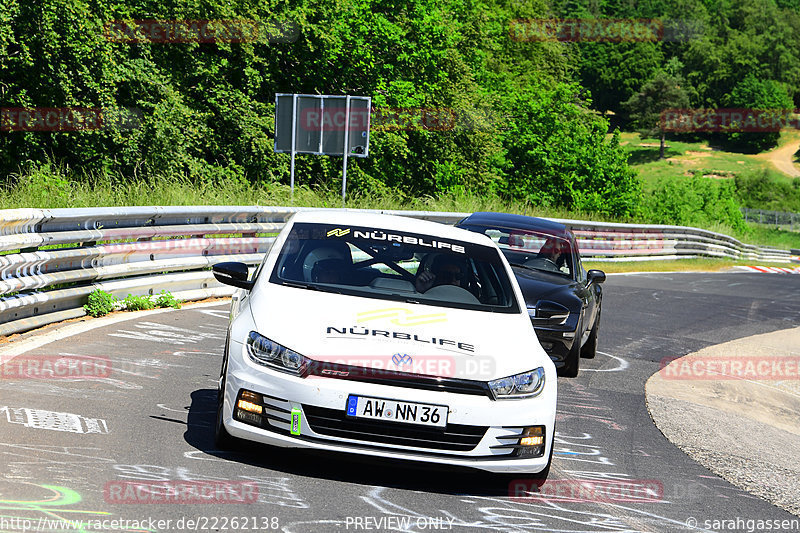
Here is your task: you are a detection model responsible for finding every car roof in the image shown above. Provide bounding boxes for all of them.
[289,209,496,246]
[458,211,572,238]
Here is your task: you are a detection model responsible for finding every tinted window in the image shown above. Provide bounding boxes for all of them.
[460,224,575,278]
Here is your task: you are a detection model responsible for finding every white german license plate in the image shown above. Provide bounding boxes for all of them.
[346,395,448,428]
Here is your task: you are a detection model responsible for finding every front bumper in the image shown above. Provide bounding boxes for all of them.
[223,340,557,474]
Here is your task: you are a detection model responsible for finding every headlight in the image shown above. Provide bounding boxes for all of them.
[488,367,545,399]
[246,331,310,376]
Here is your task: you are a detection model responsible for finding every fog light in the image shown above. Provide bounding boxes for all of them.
[521,435,544,446]
[237,399,262,414]
[234,389,264,427]
[236,410,262,425]
[241,390,262,403]
[517,426,546,458]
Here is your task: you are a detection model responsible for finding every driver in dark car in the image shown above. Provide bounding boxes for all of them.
[538,237,569,270]
[415,254,466,293]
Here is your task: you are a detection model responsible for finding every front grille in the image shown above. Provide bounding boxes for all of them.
[304,361,492,398]
[302,404,487,451]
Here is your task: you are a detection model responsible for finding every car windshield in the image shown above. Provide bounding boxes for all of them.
[269,222,520,313]
[460,224,574,278]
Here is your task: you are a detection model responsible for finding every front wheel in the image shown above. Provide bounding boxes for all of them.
[529,443,554,481]
[215,371,236,450]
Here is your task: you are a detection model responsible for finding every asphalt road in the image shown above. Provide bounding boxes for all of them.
[1,272,799,533]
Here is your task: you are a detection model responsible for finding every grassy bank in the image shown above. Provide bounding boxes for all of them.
[620,130,800,189]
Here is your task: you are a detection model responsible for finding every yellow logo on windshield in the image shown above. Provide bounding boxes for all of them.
[326,228,351,237]
[357,308,447,326]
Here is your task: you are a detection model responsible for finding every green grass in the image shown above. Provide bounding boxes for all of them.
[584,258,799,273]
[619,130,798,189]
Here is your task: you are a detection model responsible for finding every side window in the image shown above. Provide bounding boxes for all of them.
[572,237,585,281]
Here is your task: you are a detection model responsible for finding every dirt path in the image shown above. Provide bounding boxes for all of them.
[755,134,800,177]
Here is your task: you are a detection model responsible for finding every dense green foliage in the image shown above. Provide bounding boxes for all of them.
[735,170,800,213]
[644,176,747,232]
[0,0,639,217]
[1,0,798,231]
[555,0,799,152]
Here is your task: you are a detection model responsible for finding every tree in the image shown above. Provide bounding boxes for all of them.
[722,74,794,153]
[623,69,690,159]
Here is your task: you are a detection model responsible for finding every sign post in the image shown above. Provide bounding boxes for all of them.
[274,94,371,204]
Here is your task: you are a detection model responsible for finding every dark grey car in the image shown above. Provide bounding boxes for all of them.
[457,212,605,377]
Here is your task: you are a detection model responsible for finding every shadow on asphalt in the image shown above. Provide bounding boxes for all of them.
[184,388,525,497]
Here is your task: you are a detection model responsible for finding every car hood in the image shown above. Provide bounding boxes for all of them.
[247,284,547,381]
[511,266,576,307]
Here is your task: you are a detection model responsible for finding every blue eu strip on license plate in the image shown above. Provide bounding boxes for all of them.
[347,395,359,417]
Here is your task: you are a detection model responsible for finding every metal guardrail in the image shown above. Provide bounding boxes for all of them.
[0,206,794,337]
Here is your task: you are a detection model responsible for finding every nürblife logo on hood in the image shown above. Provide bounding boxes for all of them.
[325,325,475,353]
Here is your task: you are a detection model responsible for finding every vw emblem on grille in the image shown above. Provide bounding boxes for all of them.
[392,353,413,367]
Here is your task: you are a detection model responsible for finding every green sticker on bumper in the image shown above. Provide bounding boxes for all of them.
[291,408,301,435]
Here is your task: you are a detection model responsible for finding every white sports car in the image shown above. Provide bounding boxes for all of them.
[212,210,557,476]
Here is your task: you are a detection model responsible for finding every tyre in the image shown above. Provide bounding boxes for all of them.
[581,305,601,359]
[530,443,553,481]
[214,354,236,450]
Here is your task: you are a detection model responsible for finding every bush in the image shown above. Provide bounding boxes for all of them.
[122,294,155,311]
[643,176,747,232]
[84,289,116,317]
[735,170,800,212]
[155,291,182,309]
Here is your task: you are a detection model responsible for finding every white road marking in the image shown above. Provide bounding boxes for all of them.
[581,351,629,372]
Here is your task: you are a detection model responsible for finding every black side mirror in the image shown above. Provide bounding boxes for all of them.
[587,269,606,286]
[213,262,254,290]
